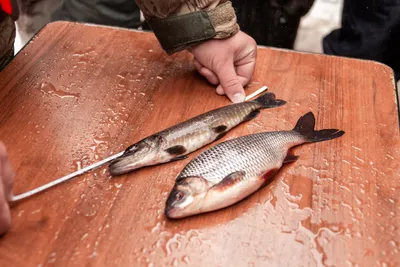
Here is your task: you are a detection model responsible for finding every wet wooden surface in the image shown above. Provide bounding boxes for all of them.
[0,21,399,267]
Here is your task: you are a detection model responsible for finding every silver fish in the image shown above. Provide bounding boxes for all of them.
[109,92,286,175]
[165,112,345,219]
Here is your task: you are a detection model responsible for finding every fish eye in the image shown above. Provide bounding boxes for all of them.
[175,191,184,201]
[125,144,138,153]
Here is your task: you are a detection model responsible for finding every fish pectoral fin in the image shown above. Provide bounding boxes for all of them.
[259,168,280,181]
[212,125,228,133]
[215,132,227,141]
[283,154,299,163]
[212,171,246,191]
[165,145,187,155]
[170,155,188,162]
[242,110,260,122]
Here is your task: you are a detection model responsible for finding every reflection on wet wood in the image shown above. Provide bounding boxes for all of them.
[0,22,399,266]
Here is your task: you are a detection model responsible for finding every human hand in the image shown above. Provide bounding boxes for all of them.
[0,142,14,235]
[189,30,257,103]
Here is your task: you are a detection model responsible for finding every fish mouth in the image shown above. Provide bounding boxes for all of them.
[108,155,143,176]
[164,206,185,219]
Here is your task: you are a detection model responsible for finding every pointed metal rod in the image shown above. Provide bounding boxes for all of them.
[245,85,268,101]
[10,152,124,202]
[9,86,268,203]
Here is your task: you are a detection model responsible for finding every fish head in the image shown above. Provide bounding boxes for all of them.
[108,135,163,175]
[165,176,209,219]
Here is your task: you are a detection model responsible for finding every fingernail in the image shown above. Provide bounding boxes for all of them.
[231,93,245,103]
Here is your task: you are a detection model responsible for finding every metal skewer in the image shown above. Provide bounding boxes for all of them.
[245,85,268,101]
[10,85,269,203]
[10,152,124,202]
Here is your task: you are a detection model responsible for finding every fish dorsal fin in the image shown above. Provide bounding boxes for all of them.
[212,171,246,190]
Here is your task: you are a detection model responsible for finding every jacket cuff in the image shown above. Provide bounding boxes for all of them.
[146,1,239,54]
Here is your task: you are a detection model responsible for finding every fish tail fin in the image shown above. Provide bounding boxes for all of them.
[253,92,286,108]
[293,112,345,143]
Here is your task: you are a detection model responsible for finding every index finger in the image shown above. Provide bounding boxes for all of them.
[215,61,245,103]
[236,60,256,87]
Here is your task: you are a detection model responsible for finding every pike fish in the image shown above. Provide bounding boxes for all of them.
[109,92,286,175]
[165,112,345,219]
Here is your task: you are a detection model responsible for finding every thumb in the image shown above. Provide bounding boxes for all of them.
[0,143,13,201]
[215,61,245,103]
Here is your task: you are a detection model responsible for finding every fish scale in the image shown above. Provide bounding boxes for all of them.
[178,131,305,184]
[109,92,286,175]
[165,112,345,219]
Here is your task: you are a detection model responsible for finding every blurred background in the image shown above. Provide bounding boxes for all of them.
[10,0,400,94]
[14,0,343,54]
[294,0,343,53]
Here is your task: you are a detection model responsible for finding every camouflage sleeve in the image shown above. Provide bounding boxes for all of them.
[135,0,238,40]
[0,13,15,71]
[135,0,222,18]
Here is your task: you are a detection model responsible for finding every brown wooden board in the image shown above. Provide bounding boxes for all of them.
[0,22,399,267]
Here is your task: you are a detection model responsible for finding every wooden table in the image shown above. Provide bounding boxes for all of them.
[0,21,399,267]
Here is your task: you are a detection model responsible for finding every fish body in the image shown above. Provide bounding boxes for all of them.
[165,112,345,219]
[108,92,286,175]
